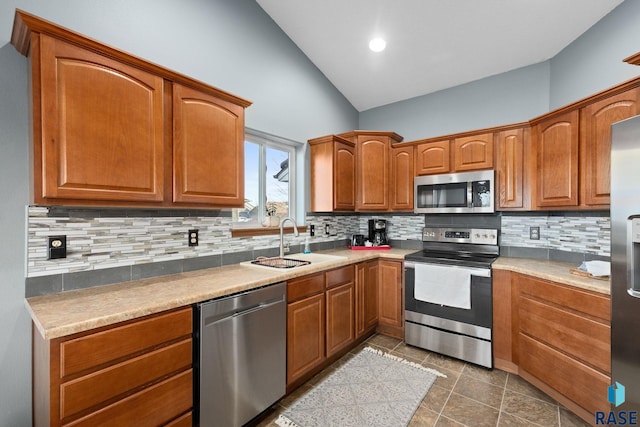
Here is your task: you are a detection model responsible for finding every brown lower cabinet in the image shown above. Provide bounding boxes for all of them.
[33,307,193,427]
[493,270,611,423]
[377,260,404,338]
[286,259,404,391]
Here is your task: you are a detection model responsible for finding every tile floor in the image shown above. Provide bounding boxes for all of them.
[253,334,593,427]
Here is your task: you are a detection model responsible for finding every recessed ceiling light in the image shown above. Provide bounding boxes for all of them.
[368,37,386,53]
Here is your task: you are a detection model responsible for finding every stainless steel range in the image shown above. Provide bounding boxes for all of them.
[404,227,499,368]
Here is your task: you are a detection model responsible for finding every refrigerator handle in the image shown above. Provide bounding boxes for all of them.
[627,217,640,298]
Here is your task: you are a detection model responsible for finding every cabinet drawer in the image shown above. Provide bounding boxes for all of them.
[517,274,610,321]
[287,273,325,302]
[61,339,192,419]
[64,369,192,427]
[520,297,609,373]
[519,334,609,414]
[60,308,192,378]
[164,412,192,427]
[326,265,354,289]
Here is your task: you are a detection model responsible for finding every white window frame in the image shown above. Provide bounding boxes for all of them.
[232,128,303,228]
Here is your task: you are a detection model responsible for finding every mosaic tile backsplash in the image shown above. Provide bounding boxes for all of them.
[27,207,610,280]
[500,214,610,257]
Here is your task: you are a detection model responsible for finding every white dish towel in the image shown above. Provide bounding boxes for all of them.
[414,263,472,309]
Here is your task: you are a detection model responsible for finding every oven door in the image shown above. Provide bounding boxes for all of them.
[404,261,493,367]
[404,261,492,328]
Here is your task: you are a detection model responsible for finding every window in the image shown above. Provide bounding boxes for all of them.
[232,129,300,228]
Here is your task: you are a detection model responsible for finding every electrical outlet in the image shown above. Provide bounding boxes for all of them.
[48,235,67,259]
[310,224,315,237]
[188,229,199,246]
[529,226,540,240]
[325,223,330,236]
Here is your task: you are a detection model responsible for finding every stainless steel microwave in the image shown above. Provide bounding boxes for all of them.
[414,170,494,214]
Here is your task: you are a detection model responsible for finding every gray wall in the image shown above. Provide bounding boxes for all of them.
[550,0,640,109]
[0,1,357,425]
[359,0,640,142]
[0,44,31,426]
[359,62,551,141]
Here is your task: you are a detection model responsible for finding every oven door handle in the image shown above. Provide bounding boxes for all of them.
[404,261,491,278]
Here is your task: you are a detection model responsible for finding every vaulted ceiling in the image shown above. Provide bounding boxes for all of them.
[257,0,625,111]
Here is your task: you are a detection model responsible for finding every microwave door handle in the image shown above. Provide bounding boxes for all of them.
[467,181,473,208]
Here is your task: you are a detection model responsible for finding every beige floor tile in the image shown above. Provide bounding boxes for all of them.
[506,373,555,404]
[501,390,560,427]
[441,392,500,427]
[422,385,453,413]
[453,374,505,409]
[435,414,468,426]
[421,361,462,391]
[498,412,541,426]
[559,407,592,427]
[409,405,440,427]
[426,352,468,373]
[366,333,402,350]
[392,342,431,363]
[462,363,508,387]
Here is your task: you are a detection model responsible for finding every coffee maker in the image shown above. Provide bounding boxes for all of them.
[368,219,389,246]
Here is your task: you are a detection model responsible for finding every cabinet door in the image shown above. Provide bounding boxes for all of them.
[356,135,389,210]
[415,140,451,175]
[453,133,494,171]
[173,83,244,206]
[334,141,356,210]
[326,282,355,357]
[356,261,379,338]
[38,35,165,203]
[389,145,414,211]
[581,88,640,206]
[286,294,325,385]
[496,128,528,210]
[533,111,579,208]
[378,260,403,332]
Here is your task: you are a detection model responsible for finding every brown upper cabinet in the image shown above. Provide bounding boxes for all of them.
[414,134,493,176]
[308,135,356,211]
[308,131,403,213]
[495,127,531,210]
[172,84,245,206]
[389,144,414,211]
[580,88,640,206]
[342,132,404,211]
[532,110,581,208]
[11,10,251,209]
[414,140,451,175]
[530,85,640,209]
[453,133,494,171]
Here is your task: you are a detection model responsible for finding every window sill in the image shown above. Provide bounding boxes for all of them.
[231,226,307,238]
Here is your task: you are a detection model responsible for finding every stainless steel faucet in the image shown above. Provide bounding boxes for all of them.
[279,217,299,258]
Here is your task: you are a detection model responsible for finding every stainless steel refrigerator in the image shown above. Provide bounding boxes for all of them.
[611,114,640,410]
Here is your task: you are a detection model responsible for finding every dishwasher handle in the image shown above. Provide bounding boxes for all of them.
[199,282,286,327]
[203,296,284,327]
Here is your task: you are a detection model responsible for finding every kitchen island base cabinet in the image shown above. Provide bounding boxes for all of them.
[33,307,193,427]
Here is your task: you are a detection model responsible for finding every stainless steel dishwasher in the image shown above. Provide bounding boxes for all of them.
[196,282,286,427]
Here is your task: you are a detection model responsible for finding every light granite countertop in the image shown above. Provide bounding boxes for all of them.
[492,257,611,295]
[27,250,610,340]
[26,248,415,340]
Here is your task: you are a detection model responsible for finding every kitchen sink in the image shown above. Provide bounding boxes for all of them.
[242,253,347,270]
